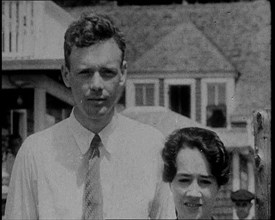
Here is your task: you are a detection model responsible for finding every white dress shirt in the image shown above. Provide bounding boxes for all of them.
[5,110,176,219]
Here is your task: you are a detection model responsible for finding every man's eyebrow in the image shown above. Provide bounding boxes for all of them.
[77,66,118,73]
[77,68,94,73]
[99,67,118,72]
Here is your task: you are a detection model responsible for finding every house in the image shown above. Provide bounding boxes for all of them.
[2,0,270,219]
[66,1,270,219]
[2,2,74,216]
[2,1,74,140]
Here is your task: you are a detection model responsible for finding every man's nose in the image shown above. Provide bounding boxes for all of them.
[90,72,103,91]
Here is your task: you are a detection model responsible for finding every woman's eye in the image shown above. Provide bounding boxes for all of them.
[178,179,190,183]
[200,179,212,185]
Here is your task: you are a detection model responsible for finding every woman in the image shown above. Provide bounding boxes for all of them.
[162,127,230,219]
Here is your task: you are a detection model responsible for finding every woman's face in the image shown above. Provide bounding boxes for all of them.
[170,147,219,220]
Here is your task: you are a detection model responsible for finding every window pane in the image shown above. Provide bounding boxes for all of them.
[207,83,215,106]
[218,83,226,105]
[145,84,155,106]
[135,83,155,106]
[135,84,144,106]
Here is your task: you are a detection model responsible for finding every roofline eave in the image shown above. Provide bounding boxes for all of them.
[2,59,64,71]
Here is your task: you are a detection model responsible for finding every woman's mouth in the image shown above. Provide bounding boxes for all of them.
[184,202,202,208]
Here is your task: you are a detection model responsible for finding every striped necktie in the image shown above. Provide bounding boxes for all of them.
[83,134,103,220]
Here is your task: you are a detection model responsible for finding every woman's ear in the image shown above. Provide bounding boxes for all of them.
[119,60,127,86]
[61,64,71,88]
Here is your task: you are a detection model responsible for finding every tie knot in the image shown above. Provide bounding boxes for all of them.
[90,134,101,158]
[91,134,101,146]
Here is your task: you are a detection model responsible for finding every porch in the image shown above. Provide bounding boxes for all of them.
[2,0,73,60]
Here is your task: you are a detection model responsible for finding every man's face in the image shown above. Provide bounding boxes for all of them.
[235,201,252,219]
[62,39,127,122]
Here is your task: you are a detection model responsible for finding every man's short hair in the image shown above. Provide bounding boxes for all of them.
[64,12,126,69]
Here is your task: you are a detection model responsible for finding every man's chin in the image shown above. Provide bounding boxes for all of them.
[86,108,114,120]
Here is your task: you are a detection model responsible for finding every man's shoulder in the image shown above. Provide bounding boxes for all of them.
[117,114,164,144]
[23,118,70,148]
[117,114,163,136]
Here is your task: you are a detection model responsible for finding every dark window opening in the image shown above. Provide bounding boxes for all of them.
[169,85,191,118]
[206,104,226,128]
[11,111,20,135]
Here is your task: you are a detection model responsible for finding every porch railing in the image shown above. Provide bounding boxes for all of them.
[2,1,44,59]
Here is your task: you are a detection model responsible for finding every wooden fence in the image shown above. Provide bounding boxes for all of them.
[253,109,271,219]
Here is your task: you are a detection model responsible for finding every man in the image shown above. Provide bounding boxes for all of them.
[5,13,175,219]
[231,189,255,220]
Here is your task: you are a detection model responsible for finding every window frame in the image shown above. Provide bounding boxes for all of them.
[201,78,234,129]
[126,78,159,107]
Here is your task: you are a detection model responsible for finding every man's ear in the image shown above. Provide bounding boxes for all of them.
[119,60,127,86]
[61,64,71,88]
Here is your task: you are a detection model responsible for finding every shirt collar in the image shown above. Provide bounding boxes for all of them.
[68,108,118,155]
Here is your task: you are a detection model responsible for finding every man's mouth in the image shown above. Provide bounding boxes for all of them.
[86,98,107,105]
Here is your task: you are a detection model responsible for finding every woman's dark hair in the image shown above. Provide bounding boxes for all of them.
[162,127,230,187]
[64,12,126,69]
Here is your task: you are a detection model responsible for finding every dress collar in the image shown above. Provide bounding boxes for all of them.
[68,108,118,155]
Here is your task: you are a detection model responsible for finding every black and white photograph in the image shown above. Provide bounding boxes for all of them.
[2,0,271,219]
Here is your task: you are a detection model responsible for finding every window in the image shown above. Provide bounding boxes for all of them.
[135,83,155,106]
[164,79,196,120]
[201,78,234,128]
[206,83,227,127]
[126,79,159,107]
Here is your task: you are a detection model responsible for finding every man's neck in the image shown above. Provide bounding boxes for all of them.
[74,108,114,134]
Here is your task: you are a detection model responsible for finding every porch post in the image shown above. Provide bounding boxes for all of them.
[232,151,240,191]
[247,159,255,218]
[34,88,46,132]
[232,151,240,219]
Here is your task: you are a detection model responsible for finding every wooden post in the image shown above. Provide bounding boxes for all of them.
[253,109,271,219]
[34,87,46,132]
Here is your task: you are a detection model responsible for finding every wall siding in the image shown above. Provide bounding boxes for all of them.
[159,78,164,106]
[195,78,201,123]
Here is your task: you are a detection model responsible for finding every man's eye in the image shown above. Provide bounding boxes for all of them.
[78,71,90,75]
[100,69,117,78]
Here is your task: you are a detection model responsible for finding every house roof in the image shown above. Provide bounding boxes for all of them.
[131,22,236,73]
[65,0,270,119]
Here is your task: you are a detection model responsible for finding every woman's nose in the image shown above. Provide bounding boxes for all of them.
[186,181,202,198]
